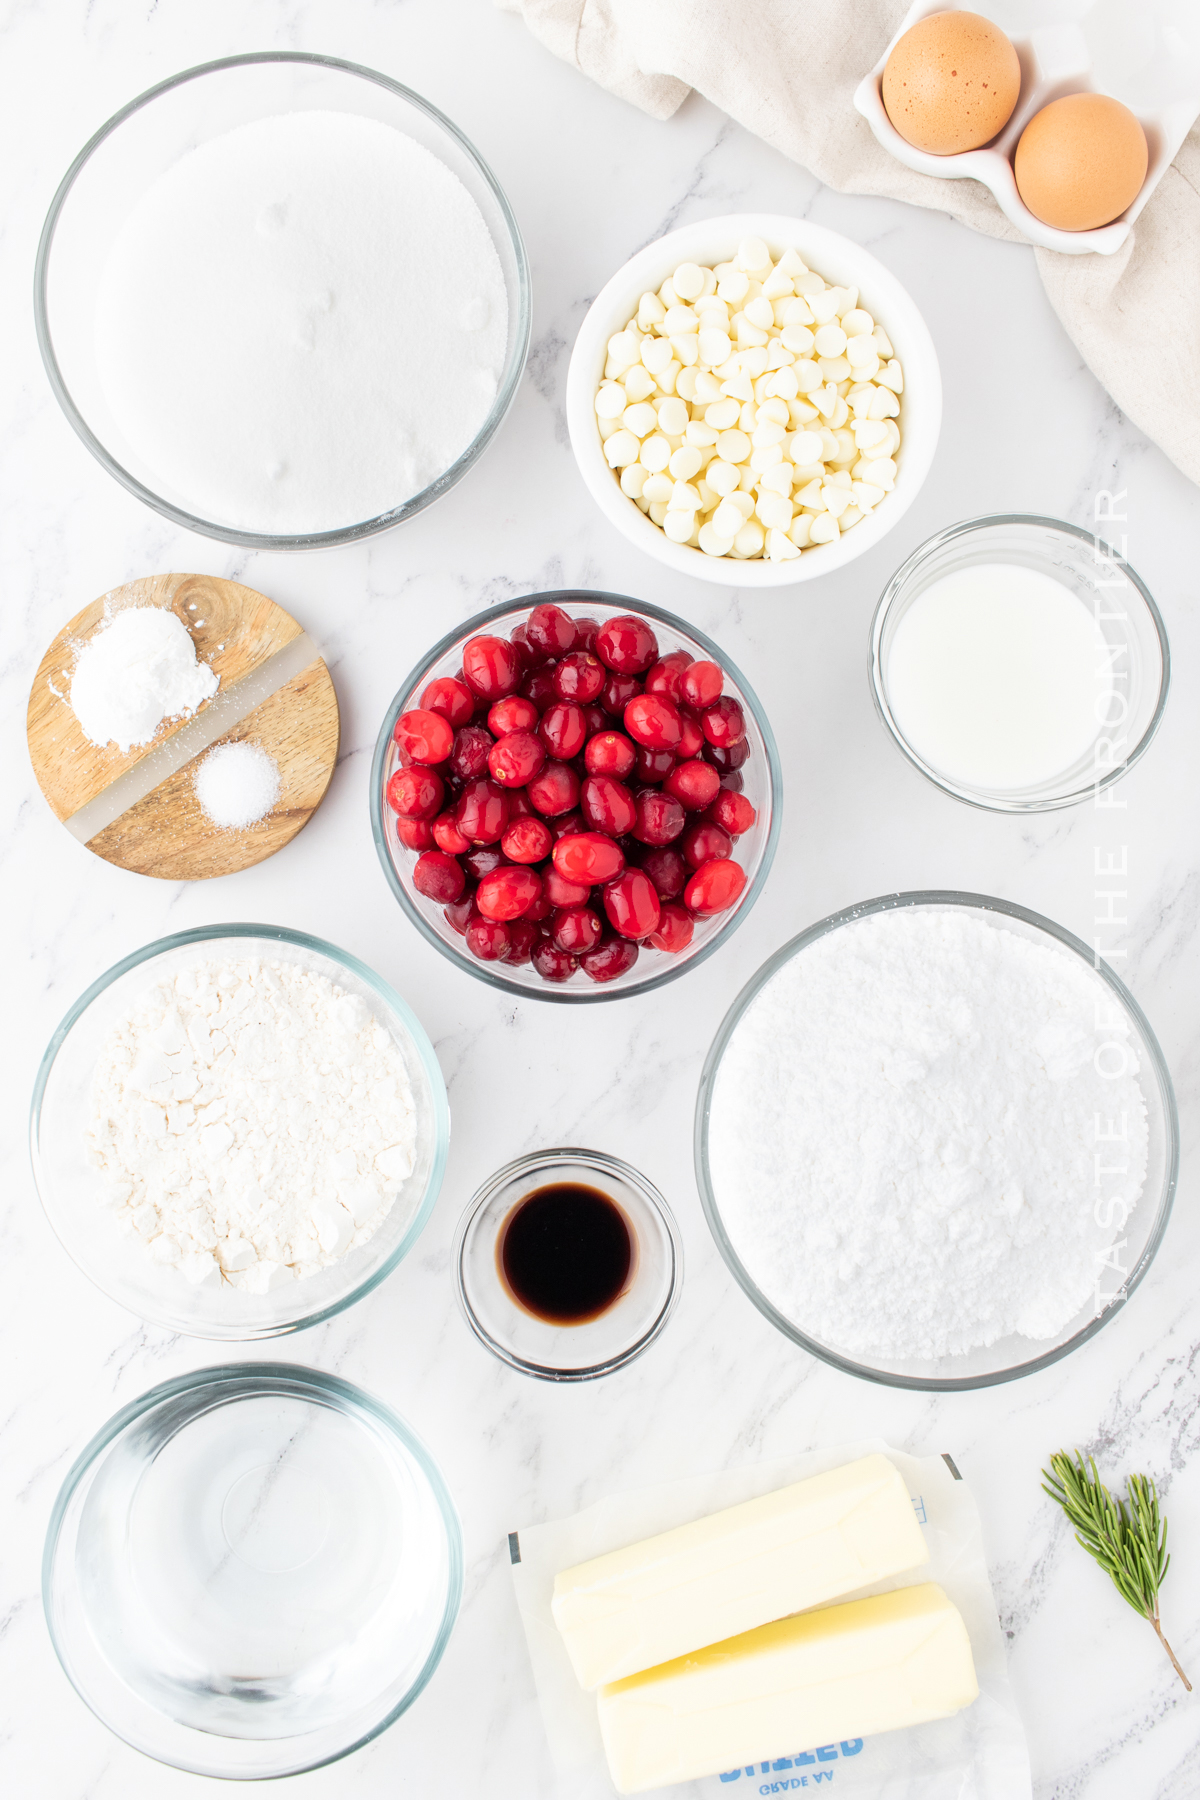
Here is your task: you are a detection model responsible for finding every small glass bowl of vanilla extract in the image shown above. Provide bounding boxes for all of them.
[454,1149,683,1380]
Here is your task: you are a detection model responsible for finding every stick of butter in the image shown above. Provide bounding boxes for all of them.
[552,1452,928,1689]
[597,1581,979,1795]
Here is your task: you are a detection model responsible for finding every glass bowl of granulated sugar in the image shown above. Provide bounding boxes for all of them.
[30,925,450,1339]
[696,891,1178,1391]
[35,54,530,549]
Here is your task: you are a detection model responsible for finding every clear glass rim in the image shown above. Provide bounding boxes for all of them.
[868,513,1171,813]
[453,1147,684,1381]
[32,50,532,551]
[694,889,1180,1392]
[28,922,451,1338]
[42,1360,464,1778]
[368,591,784,1003]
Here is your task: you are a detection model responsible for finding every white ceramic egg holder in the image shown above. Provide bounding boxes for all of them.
[854,0,1199,254]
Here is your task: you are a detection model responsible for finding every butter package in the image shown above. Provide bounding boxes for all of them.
[510,1442,1031,1800]
[553,1452,928,1689]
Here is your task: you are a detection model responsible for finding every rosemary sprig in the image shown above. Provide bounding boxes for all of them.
[1042,1449,1191,1691]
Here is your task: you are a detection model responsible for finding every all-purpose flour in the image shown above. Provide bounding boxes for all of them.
[87,957,418,1293]
[707,908,1150,1361]
[94,111,508,534]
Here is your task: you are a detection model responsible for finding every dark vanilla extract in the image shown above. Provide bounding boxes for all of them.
[499,1183,633,1324]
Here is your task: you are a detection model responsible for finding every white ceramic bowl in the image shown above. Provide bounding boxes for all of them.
[566,214,941,588]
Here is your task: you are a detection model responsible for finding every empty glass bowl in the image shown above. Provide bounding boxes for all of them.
[695,891,1178,1391]
[455,1149,683,1379]
[870,515,1170,811]
[34,52,530,548]
[370,592,781,1002]
[43,1364,462,1776]
[30,924,449,1339]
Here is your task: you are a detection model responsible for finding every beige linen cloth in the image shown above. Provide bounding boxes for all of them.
[497,0,1200,487]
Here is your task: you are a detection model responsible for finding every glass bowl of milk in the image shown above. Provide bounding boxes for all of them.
[34,53,530,549]
[870,514,1169,811]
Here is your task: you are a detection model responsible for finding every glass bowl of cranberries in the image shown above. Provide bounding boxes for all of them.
[370,592,781,1000]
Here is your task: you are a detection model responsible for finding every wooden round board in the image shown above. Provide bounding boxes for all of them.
[27,574,339,881]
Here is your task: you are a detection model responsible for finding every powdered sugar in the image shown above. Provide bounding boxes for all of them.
[70,606,218,752]
[87,957,417,1292]
[194,741,280,829]
[707,907,1149,1362]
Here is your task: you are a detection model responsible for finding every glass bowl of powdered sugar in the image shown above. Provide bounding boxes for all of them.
[30,924,449,1338]
[696,892,1178,1390]
[35,53,530,548]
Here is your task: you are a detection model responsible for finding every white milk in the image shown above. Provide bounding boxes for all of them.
[885,562,1112,791]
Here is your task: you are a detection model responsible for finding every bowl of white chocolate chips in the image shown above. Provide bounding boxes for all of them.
[566,215,941,585]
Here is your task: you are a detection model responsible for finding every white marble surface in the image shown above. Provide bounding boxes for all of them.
[3,3,1200,1796]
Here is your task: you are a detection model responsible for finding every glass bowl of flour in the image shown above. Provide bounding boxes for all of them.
[30,925,450,1338]
[696,892,1178,1390]
[35,53,530,548]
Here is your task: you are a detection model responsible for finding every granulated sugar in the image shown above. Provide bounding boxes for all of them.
[70,606,218,752]
[195,741,280,829]
[94,111,508,534]
[87,957,418,1293]
[707,907,1149,1361]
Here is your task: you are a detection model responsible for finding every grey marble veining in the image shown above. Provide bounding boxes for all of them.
[2,1,1200,1796]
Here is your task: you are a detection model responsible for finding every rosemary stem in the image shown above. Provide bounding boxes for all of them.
[1151,1613,1192,1692]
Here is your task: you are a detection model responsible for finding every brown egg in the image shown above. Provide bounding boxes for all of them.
[1014,93,1148,232]
[882,10,1021,156]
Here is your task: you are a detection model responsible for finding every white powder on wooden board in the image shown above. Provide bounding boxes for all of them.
[70,606,218,752]
[93,111,508,534]
[707,908,1150,1361]
[194,741,280,829]
[87,957,418,1293]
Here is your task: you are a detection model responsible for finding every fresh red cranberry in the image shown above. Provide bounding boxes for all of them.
[477,865,542,921]
[595,615,659,675]
[526,602,577,657]
[603,869,661,939]
[488,729,545,788]
[538,701,587,760]
[444,893,475,935]
[387,766,444,819]
[579,938,639,982]
[455,778,510,843]
[413,851,465,903]
[683,822,732,868]
[571,615,600,651]
[554,651,605,704]
[706,790,757,835]
[677,711,705,759]
[395,816,435,850]
[635,744,676,783]
[581,774,636,837]
[633,789,685,847]
[501,816,553,864]
[465,917,512,961]
[461,634,522,701]
[637,845,688,900]
[462,845,505,880]
[552,905,603,954]
[449,725,494,781]
[433,811,472,855]
[488,695,538,736]
[719,769,744,791]
[701,695,745,748]
[506,918,539,964]
[506,787,535,818]
[685,858,747,915]
[393,708,453,766]
[554,831,625,885]
[602,672,642,716]
[533,940,577,982]
[647,902,694,954]
[682,660,724,710]
[549,808,585,840]
[644,651,693,702]
[527,760,580,817]
[585,731,636,778]
[625,693,684,751]
[665,759,721,811]
[524,891,553,922]
[543,867,591,907]
[705,736,750,773]
[421,676,475,729]
[521,665,559,711]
